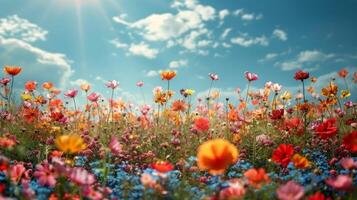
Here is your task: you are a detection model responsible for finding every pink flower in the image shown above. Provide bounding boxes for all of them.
[136,81,144,87]
[33,161,57,187]
[272,83,282,93]
[109,136,122,156]
[0,77,11,86]
[209,73,219,81]
[340,158,357,170]
[244,71,259,81]
[8,164,26,183]
[265,81,273,88]
[68,167,96,185]
[325,175,353,191]
[219,179,246,199]
[87,92,100,102]
[140,105,151,115]
[105,80,119,89]
[64,89,78,98]
[276,181,304,200]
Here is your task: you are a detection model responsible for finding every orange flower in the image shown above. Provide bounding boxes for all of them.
[42,82,53,90]
[4,66,22,76]
[197,139,239,175]
[171,100,187,112]
[321,82,338,97]
[151,161,174,173]
[292,154,310,169]
[80,83,91,92]
[25,81,37,92]
[160,70,176,81]
[244,168,270,188]
[55,134,86,154]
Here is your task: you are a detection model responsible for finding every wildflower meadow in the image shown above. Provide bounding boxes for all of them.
[0,66,356,200]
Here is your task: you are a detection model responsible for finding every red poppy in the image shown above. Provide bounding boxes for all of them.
[270,109,284,120]
[151,161,174,173]
[272,144,294,167]
[294,70,310,81]
[314,118,338,139]
[25,81,37,92]
[343,130,357,153]
[338,69,348,78]
[194,117,210,132]
[308,191,331,200]
[284,117,303,135]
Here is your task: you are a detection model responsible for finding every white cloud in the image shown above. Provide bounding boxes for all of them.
[233,9,262,21]
[145,70,159,77]
[128,42,159,59]
[0,36,73,89]
[70,78,89,87]
[110,39,128,49]
[278,50,335,71]
[0,15,48,43]
[220,28,231,39]
[169,59,188,68]
[219,9,229,20]
[273,29,288,41]
[231,34,269,47]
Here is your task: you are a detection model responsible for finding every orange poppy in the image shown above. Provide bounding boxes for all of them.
[4,66,22,76]
[25,81,37,92]
[244,168,270,188]
[197,139,239,175]
[292,154,310,169]
[171,100,187,112]
[160,70,176,81]
[42,82,53,90]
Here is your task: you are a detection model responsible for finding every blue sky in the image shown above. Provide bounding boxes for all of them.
[0,0,356,104]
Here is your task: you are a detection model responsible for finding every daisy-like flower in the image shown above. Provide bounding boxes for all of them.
[55,134,86,154]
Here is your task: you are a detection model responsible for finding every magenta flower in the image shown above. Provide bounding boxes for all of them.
[244,71,259,82]
[136,81,144,87]
[68,167,96,185]
[208,73,219,81]
[276,181,304,200]
[87,92,100,102]
[325,175,353,191]
[109,136,122,156]
[33,161,57,187]
[0,77,11,86]
[105,80,119,89]
[64,89,78,98]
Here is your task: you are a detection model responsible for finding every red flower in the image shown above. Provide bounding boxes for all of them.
[194,117,210,132]
[151,161,174,173]
[24,80,37,92]
[314,118,338,139]
[338,68,348,78]
[294,70,309,81]
[307,192,331,200]
[272,144,294,167]
[284,117,303,135]
[270,109,284,120]
[343,130,357,153]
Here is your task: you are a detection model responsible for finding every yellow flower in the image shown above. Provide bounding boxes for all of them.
[21,93,32,101]
[280,91,292,101]
[321,81,338,97]
[197,139,239,175]
[185,89,195,96]
[292,154,310,169]
[340,90,351,99]
[211,91,220,99]
[55,134,86,154]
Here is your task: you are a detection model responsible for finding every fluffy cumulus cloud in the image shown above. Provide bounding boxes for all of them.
[233,9,263,21]
[277,50,335,71]
[231,34,269,47]
[0,15,73,89]
[273,29,288,41]
[169,59,188,68]
[128,42,159,59]
[145,70,159,77]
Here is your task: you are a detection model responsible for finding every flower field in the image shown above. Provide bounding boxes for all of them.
[0,66,356,199]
